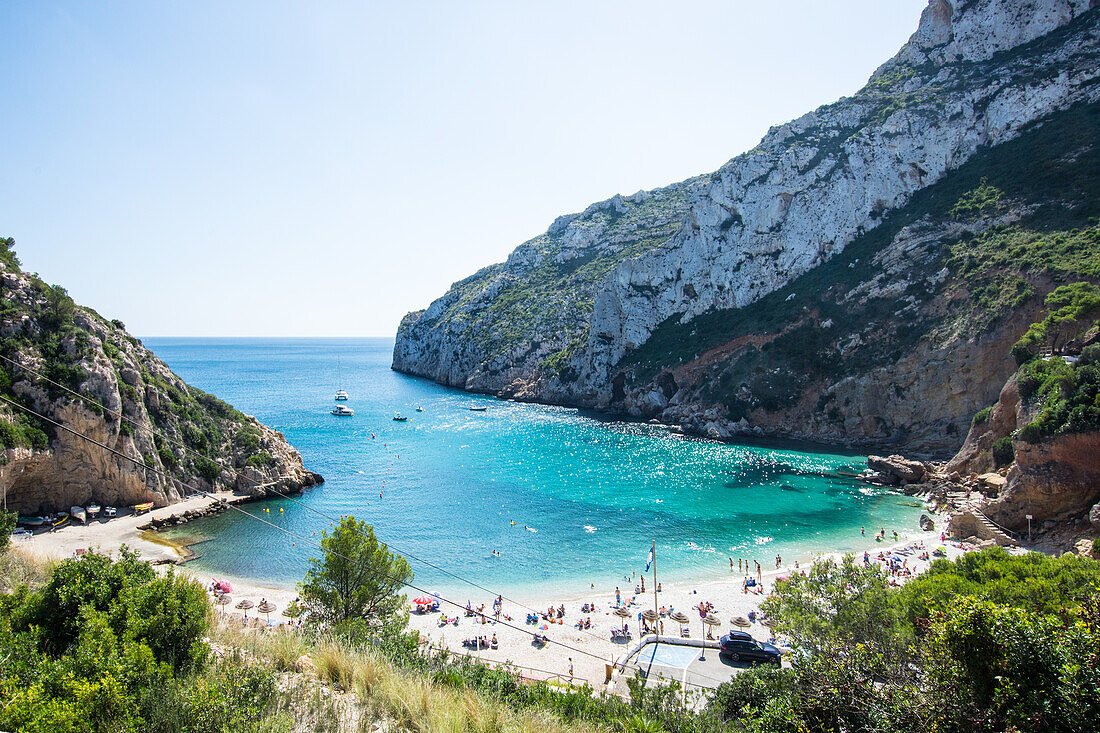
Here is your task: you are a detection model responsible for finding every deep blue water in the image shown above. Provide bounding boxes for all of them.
[146,337,924,598]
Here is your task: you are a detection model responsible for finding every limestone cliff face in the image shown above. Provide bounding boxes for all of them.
[394,0,1100,455]
[1,260,321,515]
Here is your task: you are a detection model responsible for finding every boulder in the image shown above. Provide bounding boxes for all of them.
[1090,501,1100,531]
[867,455,926,485]
[295,655,317,675]
[1074,538,1098,559]
[977,473,1006,491]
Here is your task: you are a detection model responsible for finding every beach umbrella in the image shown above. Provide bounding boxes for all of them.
[215,595,231,613]
[669,610,690,635]
[413,595,433,606]
[235,599,254,611]
[731,616,751,629]
[257,601,276,624]
[282,605,301,618]
[640,608,659,632]
[703,614,721,639]
[613,606,632,631]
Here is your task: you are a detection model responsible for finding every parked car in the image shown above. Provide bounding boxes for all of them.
[719,631,782,665]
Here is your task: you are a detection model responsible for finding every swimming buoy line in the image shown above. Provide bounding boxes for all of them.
[0,397,732,693]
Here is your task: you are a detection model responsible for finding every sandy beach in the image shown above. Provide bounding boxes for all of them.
[16,495,971,692]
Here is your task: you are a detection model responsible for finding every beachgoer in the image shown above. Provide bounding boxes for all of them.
[861,526,865,535]
[775,554,781,568]
[729,557,734,570]
[657,583,661,592]
[615,587,621,605]
[568,657,574,679]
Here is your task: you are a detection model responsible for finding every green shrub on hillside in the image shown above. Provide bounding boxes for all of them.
[0,550,286,732]
[1013,281,1100,364]
[992,436,1014,467]
[1015,356,1100,440]
[245,450,275,468]
[971,406,993,425]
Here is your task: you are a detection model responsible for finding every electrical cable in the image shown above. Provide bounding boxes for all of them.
[0,393,729,692]
[0,354,638,647]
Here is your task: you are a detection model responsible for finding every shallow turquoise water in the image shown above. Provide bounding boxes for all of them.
[147,337,924,598]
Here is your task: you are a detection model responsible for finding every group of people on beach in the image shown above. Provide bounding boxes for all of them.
[463,633,498,650]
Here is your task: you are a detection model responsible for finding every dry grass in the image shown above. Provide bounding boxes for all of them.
[210,615,608,733]
[0,546,52,594]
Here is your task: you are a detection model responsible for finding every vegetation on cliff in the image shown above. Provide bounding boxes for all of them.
[620,101,1100,427]
[1,240,318,510]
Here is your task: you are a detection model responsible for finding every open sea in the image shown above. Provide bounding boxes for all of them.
[147,337,925,600]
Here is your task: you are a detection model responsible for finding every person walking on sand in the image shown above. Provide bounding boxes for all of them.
[775,554,782,568]
[615,587,621,605]
[568,657,574,680]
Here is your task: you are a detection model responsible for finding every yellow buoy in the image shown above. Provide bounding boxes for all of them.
[279,508,284,513]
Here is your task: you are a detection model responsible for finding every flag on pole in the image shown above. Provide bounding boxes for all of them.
[645,545,654,573]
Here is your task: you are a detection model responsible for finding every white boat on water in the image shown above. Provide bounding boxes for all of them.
[334,358,349,401]
[70,506,87,524]
[331,405,354,417]
[104,506,117,518]
[86,503,101,519]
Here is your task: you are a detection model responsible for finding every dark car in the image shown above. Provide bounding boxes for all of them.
[719,631,782,665]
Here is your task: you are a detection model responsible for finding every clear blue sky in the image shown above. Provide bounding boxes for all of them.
[1,1,927,337]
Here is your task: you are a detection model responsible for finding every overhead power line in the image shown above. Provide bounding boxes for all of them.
[0,393,730,692]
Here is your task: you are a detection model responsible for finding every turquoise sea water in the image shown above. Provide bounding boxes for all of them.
[147,337,924,599]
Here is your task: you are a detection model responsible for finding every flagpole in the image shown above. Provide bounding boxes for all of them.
[652,540,658,636]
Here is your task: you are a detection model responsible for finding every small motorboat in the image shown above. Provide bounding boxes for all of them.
[133,501,154,514]
[104,506,117,518]
[52,514,69,529]
[331,405,354,417]
[70,506,87,525]
[11,527,33,539]
[469,406,488,412]
[416,405,424,412]
[86,503,101,519]
[392,413,408,422]
[334,389,349,401]
[17,515,47,527]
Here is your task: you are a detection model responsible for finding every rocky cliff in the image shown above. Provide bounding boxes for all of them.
[0,241,321,514]
[394,0,1100,456]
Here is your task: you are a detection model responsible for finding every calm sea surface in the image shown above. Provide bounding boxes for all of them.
[147,337,924,599]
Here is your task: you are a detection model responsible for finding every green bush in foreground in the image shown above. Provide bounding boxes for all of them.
[725,548,1100,733]
[0,549,287,732]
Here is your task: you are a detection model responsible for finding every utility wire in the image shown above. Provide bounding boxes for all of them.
[0,394,728,692]
[0,352,635,649]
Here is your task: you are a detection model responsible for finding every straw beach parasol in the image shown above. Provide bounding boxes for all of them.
[257,600,276,624]
[731,616,751,630]
[703,614,721,639]
[669,611,690,636]
[235,599,254,615]
[215,594,231,613]
[613,606,632,631]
